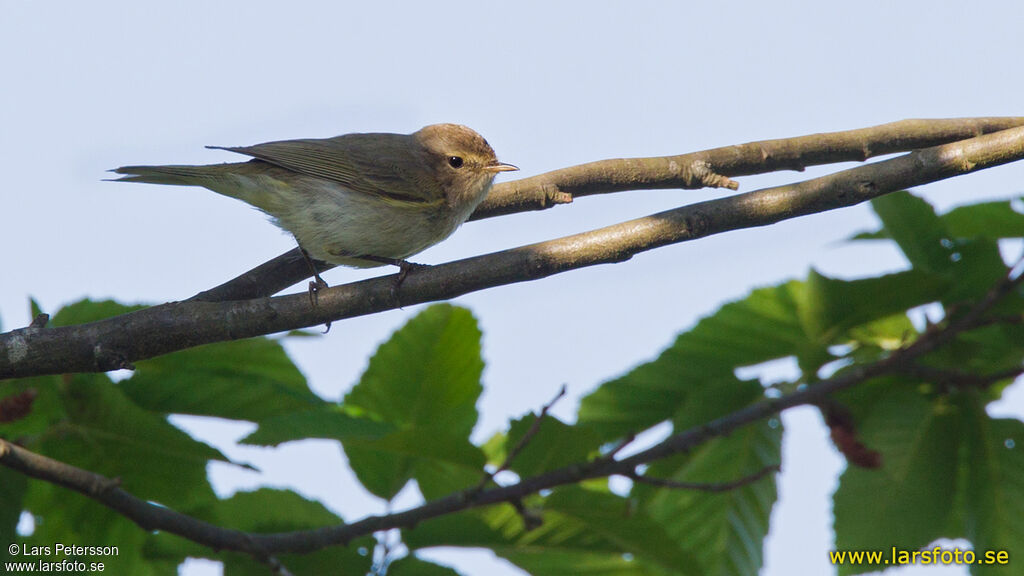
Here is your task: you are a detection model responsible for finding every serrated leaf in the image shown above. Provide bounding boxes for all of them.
[832,387,960,576]
[240,406,395,446]
[345,429,486,500]
[942,197,1024,239]
[542,487,703,575]
[579,282,807,440]
[502,415,602,478]
[797,269,947,343]
[958,396,1024,574]
[345,304,483,433]
[202,488,343,530]
[940,237,1008,305]
[870,192,954,273]
[404,497,697,576]
[414,457,487,501]
[145,489,375,576]
[851,196,1024,243]
[41,374,223,508]
[637,422,781,576]
[124,338,323,422]
[945,323,1024,372]
[343,304,484,500]
[22,482,171,575]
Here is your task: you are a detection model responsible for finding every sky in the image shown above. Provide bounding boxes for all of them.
[2,1,1023,575]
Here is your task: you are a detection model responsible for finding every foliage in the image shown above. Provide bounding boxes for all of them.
[2,193,1023,575]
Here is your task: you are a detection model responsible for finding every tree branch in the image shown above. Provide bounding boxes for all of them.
[2,257,1018,557]
[624,464,780,493]
[193,117,1024,302]
[473,116,1024,218]
[476,384,568,491]
[3,123,1024,380]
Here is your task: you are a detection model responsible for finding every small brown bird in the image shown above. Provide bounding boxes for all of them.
[112,124,517,276]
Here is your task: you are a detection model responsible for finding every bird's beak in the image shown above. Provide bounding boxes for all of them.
[485,162,519,173]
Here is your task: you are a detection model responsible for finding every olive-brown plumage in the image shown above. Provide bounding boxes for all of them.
[112,123,517,267]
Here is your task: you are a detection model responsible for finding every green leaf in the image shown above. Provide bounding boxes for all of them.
[579,281,806,440]
[797,269,947,343]
[345,304,483,433]
[846,313,917,350]
[343,304,485,500]
[49,299,148,327]
[958,396,1024,574]
[0,467,27,552]
[502,550,668,576]
[939,237,1008,305]
[123,338,324,422]
[921,324,1024,393]
[502,415,603,478]
[404,495,699,576]
[854,194,1009,305]
[480,430,508,467]
[542,487,703,575]
[40,374,223,508]
[0,376,65,441]
[221,546,373,576]
[670,376,765,433]
[942,197,1024,239]
[240,406,395,446]
[388,555,464,576]
[345,429,486,500]
[29,298,44,322]
[145,489,375,575]
[851,196,1024,242]
[870,192,954,273]
[22,482,172,576]
[637,421,781,576]
[200,488,343,530]
[832,386,960,575]
[413,457,488,501]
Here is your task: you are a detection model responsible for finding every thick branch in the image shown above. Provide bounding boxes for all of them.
[3,124,1024,380]
[2,260,1016,555]
[474,116,1024,218]
[194,117,1024,301]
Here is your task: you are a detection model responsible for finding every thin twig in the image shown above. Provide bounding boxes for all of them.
[624,464,780,493]
[898,364,1024,390]
[477,384,568,489]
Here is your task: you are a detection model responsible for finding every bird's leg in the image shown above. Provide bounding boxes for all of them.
[299,246,331,333]
[300,246,329,304]
[356,255,430,288]
[354,254,430,295]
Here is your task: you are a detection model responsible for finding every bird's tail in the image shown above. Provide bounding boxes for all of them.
[108,164,233,186]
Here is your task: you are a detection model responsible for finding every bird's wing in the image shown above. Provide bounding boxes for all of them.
[208,133,441,204]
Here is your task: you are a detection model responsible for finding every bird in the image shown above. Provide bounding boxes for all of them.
[111,123,517,288]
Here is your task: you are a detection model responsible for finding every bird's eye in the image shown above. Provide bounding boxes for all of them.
[448,156,464,169]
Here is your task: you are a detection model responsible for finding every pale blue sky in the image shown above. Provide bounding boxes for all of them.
[3,2,1023,575]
